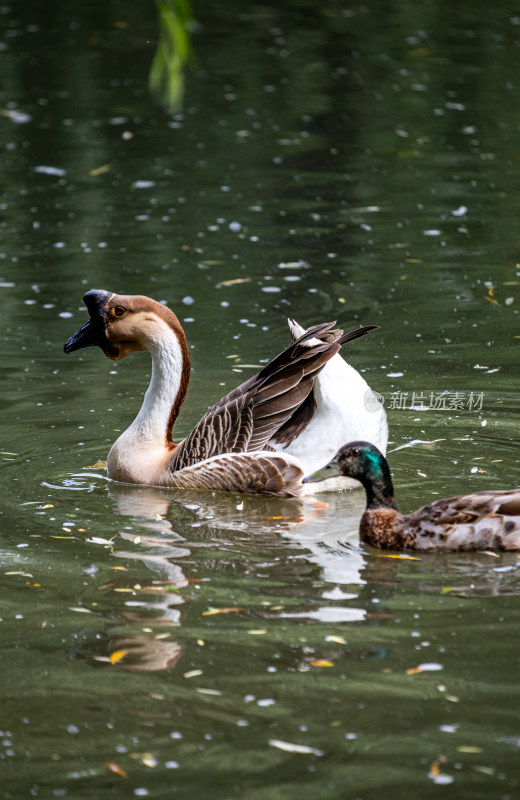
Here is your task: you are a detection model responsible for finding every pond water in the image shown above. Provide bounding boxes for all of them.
[1,1,520,798]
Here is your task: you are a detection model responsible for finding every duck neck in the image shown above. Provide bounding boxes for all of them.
[129,324,190,447]
[361,459,399,512]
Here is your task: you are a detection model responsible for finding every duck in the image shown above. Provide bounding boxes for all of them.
[329,441,520,551]
[64,290,387,497]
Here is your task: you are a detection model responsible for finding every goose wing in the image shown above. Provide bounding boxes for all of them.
[167,452,305,497]
[170,322,376,471]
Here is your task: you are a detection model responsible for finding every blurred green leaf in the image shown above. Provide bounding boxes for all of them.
[149,0,194,112]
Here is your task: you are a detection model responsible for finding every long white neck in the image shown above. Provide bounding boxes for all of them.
[130,326,186,444]
[107,323,189,484]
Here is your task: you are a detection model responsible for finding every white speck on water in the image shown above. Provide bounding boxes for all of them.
[284,275,301,282]
[182,296,194,305]
[17,544,29,549]
[451,206,467,217]
[134,790,149,797]
[387,372,404,378]
[59,312,73,319]
[53,242,66,249]
[165,761,179,769]
[250,235,259,242]
[43,303,55,309]
[418,662,443,671]
[423,229,441,236]
[67,724,80,735]
[229,221,242,232]
[244,694,255,703]
[257,698,275,707]
[220,301,229,307]
[24,299,37,305]
[131,180,156,189]
[135,215,149,221]
[430,773,454,785]
[236,720,249,727]
[169,731,183,739]
[261,286,281,293]
[34,165,66,177]
[0,282,15,288]
[440,724,459,733]
[183,317,195,323]
[345,732,357,740]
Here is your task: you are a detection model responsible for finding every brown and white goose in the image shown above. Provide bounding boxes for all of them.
[64,290,387,496]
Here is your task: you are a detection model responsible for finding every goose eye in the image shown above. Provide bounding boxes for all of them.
[114,306,125,317]
[352,448,360,456]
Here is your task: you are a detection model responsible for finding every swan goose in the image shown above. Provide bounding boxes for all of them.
[64,290,387,496]
[329,441,520,551]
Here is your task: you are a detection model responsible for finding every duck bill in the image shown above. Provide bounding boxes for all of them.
[303,457,341,484]
[64,319,103,353]
[63,289,115,355]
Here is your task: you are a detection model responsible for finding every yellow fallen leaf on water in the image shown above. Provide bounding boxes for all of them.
[184,669,203,679]
[375,554,421,561]
[110,566,128,571]
[140,754,158,768]
[406,667,425,675]
[42,504,54,509]
[310,660,334,668]
[86,460,107,469]
[484,295,499,306]
[457,745,483,753]
[89,164,110,177]
[110,650,127,665]
[6,571,33,577]
[325,635,347,645]
[216,278,252,287]
[201,607,244,616]
[104,761,128,778]
[248,629,266,635]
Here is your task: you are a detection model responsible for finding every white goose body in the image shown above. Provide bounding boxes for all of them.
[271,320,387,476]
[65,290,387,497]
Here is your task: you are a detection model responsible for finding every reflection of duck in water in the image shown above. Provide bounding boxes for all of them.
[64,290,387,496]
[331,442,520,552]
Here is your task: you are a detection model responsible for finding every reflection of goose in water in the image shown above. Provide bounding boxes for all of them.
[107,485,191,672]
[108,483,369,628]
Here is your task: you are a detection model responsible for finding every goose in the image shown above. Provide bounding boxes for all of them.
[64,290,387,496]
[329,441,520,551]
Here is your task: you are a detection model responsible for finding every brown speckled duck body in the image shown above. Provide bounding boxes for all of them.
[333,442,520,552]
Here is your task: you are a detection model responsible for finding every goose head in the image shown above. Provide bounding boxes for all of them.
[64,289,187,361]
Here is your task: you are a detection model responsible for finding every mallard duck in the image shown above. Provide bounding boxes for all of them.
[330,441,520,551]
[64,290,387,496]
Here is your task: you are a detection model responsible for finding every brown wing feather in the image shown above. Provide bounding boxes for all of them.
[396,490,520,551]
[167,452,304,497]
[171,322,375,470]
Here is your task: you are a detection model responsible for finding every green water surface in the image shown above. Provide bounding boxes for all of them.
[1,2,519,798]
